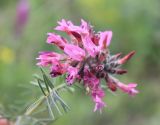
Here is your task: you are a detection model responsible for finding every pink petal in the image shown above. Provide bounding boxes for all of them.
[98,31,112,49]
[82,36,99,57]
[36,51,63,66]
[55,19,81,34]
[92,90,106,113]
[47,33,66,49]
[66,66,78,85]
[94,97,106,112]
[50,63,67,77]
[55,19,70,31]
[128,83,137,87]
[80,19,91,35]
[117,82,139,96]
[64,44,85,61]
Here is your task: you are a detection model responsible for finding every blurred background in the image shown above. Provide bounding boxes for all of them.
[0,0,160,125]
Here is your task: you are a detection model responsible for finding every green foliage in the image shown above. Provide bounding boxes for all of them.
[0,0,160,125]
[13,69,71,125]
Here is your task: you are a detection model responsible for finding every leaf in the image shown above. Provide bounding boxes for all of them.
[50,91,70,113]
[37,79,47,96]
[46,97,55,120]
[40,68,54,89]
[14,68,72,125]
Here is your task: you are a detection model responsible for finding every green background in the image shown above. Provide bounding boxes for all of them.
[0,0,160,125]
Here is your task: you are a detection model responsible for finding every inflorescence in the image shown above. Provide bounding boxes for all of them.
[37,19,139,112]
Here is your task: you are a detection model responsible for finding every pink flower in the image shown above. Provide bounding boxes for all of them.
[55,19,81,34]
[98,31,112,49]
[82,36,99,57]
[92,87,105,99]
[66,66,79,85]
[64,44,85,61]
[37,19,139,112]
[15,0,29,37]
[50,63,67,77]
[83,68,100,88]
[92,88,106,112]
[36,52,63,66]
[54,19,72,32]
[47,33,67,50]
[37,52,64,66]
[93,95,106,112]
[80,19,92,35]
[117,82,139,96]
[83,68,106,112]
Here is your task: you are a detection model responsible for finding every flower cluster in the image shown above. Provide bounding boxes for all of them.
[15,0,29,37]
[37,19,139,112]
